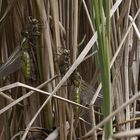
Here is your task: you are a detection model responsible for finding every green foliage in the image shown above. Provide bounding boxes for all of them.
[92,0,112,139]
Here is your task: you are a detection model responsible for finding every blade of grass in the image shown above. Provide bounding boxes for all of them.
[92,0,112,138]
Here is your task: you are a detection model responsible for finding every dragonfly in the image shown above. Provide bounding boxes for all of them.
[71,71,103,117]
[0,17,40,79]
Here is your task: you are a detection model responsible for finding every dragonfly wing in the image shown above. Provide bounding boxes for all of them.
[0,53,22,79]
[0,46,22,72]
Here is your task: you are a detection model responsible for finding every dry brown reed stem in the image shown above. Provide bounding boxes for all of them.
[111,128,140,139]
[83,90,140,138]
[0,81,89,115]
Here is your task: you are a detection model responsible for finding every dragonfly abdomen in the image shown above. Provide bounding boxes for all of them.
[22,51,31,78]
[74,86,81,114]
[71,72,82,115]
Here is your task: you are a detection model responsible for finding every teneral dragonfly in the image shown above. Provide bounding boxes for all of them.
[0,17,40,79]
[70,71,103,117]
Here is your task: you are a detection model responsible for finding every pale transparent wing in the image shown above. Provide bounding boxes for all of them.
[0,49,23,79]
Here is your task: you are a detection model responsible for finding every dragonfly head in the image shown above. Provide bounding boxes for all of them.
[21,17,41,46]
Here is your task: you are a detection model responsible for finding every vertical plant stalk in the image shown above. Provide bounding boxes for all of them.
[35,0,54,129]
[90,106,97,140]
[50,1,68,140]
[123,0,132,132]
[104,0,112,139]
[66,0,70,49]
[72,0,78,63]
[93,0,112,139]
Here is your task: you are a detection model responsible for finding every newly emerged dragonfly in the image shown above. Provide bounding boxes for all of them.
[71,71,103,117]
[0,17,40,79]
